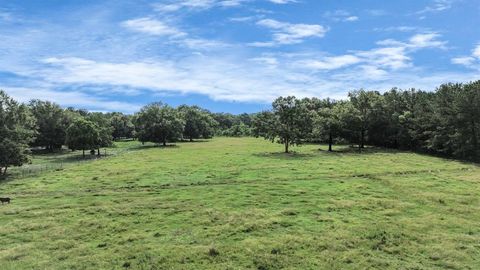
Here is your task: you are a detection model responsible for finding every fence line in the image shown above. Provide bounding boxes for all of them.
[9,144,141,179]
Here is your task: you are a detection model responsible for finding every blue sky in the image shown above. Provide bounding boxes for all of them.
[0,0,479,114]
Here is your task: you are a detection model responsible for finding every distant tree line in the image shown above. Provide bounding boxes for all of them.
[253,81,480,162]
[0,93,225,175]
[1,80,479,175]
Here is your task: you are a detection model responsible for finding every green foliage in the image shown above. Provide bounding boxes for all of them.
[178,105,217,141]
[65,118,100,156]
[110,113,135,140]
[134,102,185,145]
[212,112,254,136]
[86,112,114,149]
[28,100,68,150]
[312,99,345,151]
[0,91,36,175]
[222,122,252,137]
[253,96,312,153]
[347,90,385,148]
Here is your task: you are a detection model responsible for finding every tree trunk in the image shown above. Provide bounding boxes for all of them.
[190,137,193,142]
[82,149,85,158]
[328,131,333,152]
[3,167,7,175]
[360,129,365,149]
[97,148,100,156]
[163,140,166,146]
[284,138,289,153]
[472,120,478,159]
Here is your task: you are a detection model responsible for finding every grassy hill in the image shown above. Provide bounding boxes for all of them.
[0,137,479,269]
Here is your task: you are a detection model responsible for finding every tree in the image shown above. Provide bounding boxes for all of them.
[134,103,185,146]
[65,118,100,158]
[253,96,312,153]
[457,81,480,160]
[178,105,217,141]
[29,100,67,151]
[348,90,384,149]
[110,113,135,140]
[212,113,237,135]
[87,112,113,155]
[224,122,251,137]
[0,91,36,175]
[312,100,345,152]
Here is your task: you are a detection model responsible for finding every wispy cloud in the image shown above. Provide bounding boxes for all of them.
[250,19,327,46]
[297,55,362,70]
[2,86,142,113]
[452,43,480,69]
[417,0,454,14]
[373,26,423,32]
[153,0,248,12]
[324,10,359,22]
[297,33,448,72]
[267,0,297,4]
[122,17,186,37]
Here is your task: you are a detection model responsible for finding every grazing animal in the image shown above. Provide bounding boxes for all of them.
[0,197,10,204]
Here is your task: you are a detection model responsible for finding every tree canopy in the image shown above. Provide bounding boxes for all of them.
[253,96,312,153]
[0,91,36,175]
[29,100,68,150]
[65,118,100,157]
[134,103,185,146]
[178,105,217,141]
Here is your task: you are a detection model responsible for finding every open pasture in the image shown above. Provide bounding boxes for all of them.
[0,137,479,269]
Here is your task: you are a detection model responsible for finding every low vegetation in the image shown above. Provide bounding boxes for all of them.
[1,138,479,269]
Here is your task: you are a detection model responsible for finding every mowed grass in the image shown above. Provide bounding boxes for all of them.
[0,137,479,269]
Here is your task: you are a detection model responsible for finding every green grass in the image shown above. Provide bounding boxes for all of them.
[0,137,479,269]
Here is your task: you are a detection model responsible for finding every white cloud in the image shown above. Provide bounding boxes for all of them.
[252,19,327,46]
[298,33,447,72]
[417,0,454,14]
[2,86,141,113]
[250,56,278,66]
[121,17,229,50]
[451,43,480,69]
[229,16,255,22]
[374,26,421,32]
[452,57,475,66]
[356,47,411,70]
[267,0,297,4]
[408,33,446,48]
[153,0,248,12]
[298,55,361,70]
[345,16,359,22]
[121,17,185,37]
[324,10,359,22]
[473,44,480,58]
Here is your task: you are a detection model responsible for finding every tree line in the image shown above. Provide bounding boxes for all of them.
[1,80,479,175]
[253,81,480,162]
[0,93,230,175]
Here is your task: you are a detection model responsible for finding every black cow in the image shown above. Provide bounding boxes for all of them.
[0,197,11,204]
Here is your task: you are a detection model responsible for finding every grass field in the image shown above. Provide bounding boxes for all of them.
[0,137,479,269]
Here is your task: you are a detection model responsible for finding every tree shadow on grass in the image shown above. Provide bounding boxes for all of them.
[254,145,410,161]
[326,145,398,155]
[253,152,317,160]
[320,144,480,166]
[178,139,211,143]
[127,144,180,151]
